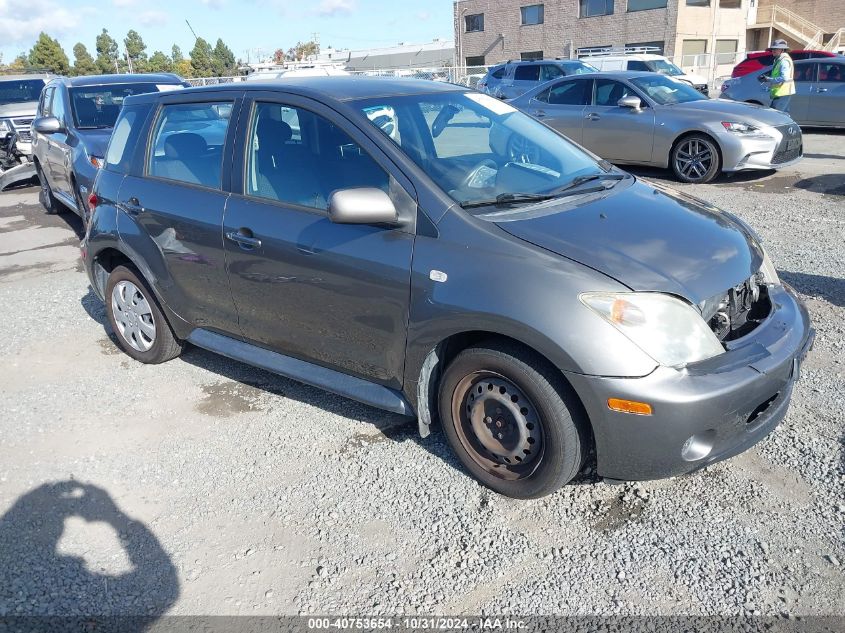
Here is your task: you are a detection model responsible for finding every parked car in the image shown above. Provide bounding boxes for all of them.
[0,74,52,190]
[477,63,506,95]
[731,50,838,78]
[487,59,598,100]
[32,74,188,226]
[721,58,845,128]
[510,71,803,183]
[580,51,709,95]
[83,77,813,498]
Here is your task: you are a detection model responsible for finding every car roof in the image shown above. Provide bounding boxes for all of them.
[123,76,467,106]
[0,74,52,82]
[587,54,665,61]
[506,59,591,65]
[546,70,664,80]
[53,73,186,88]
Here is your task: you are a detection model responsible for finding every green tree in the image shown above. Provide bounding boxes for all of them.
[212,38,236,76]
[28,32,70,75]
[72,43,97,76]
[171,44,183,64]
[124,29,148,73]
[189,37,215,77]
[96,29,120,74]
[174,58,193,79]
[288,41,319,61]
[9,53,29,71]
[148,51,172,73]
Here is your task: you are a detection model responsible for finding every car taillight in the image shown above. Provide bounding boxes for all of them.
[88,193,99,215]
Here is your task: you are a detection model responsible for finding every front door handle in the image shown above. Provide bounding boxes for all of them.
[122,197,144,215]
[226,229,262,250]
[816,87,828,93]
[585,112,601,121]
[533,109,547,118]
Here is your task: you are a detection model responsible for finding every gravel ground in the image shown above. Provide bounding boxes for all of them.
[0,132,842,619]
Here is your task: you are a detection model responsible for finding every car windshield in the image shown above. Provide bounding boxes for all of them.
[70,83,176,128]
[646,59,684,76]
[630,75,707,105]
[0,79,45,105]
[566,62,598,74]
[356,91,609,208]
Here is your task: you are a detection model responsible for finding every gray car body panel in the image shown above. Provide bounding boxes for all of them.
[721,58,845,128]
[510,71,801,172]
[82,77,812,482]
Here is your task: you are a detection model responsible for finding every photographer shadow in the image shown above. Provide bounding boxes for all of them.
[0,481,179,629]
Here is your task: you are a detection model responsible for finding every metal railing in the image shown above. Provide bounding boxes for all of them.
[185,76,247,87]
[824,28,845,53]
[753,5,825,49]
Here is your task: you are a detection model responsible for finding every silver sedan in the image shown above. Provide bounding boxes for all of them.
[721,58,845,128]
[509,71,802,183]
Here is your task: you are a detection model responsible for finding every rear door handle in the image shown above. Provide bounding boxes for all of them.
[816,87,828,92]
[226,229,262,249]
[585,112,601,121]
[122,197,144,215]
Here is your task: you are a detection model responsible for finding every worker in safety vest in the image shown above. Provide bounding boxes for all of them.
[763,39,795,113]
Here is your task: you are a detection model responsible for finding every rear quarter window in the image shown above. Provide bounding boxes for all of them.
[104,107,146,175]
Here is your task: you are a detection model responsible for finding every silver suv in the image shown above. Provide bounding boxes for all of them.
[0,74,51,190]
[486,59,597,100]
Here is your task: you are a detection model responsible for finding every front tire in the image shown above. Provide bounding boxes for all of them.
[35,162,59,214]
[671,134,721,184]
[105,265,183,364]
[438,341,589,499]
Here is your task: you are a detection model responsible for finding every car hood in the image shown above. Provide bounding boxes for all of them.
[0,101,38,118]
[680,72,707,85]
[493,179,764,305]
[74,128,112,158]
[666,98,790,126]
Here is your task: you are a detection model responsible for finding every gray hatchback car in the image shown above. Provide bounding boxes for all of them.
[32,74,188,226]
[83,78,813,498]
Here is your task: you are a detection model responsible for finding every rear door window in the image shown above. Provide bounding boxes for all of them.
[514,65,541,81]
[148,102,232,189]
[818,62,843,82]
[795,64,817,83]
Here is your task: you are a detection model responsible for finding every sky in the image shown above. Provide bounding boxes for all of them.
[0,0,455,65]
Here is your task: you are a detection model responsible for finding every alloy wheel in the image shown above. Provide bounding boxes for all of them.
[111,280,156,352]
[674,138,715,182]
[451,371,544,481]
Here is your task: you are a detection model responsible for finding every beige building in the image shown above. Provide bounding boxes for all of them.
[454,0,844,76]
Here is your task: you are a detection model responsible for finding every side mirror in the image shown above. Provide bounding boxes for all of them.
[33,116,64,134]
[618,95,642,110]
[328,188,398,226]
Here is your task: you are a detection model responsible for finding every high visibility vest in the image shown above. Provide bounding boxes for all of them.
[771,54,796,97]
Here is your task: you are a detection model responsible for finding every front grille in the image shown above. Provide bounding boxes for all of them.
[12,118,33,129]
[772,124,802,164]
[16,130,32,142]
[700,274,772,342]
[696,84,709,96]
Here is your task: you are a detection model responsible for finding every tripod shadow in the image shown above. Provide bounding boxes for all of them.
[0,481,179,629]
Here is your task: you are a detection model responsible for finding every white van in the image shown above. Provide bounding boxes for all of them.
[580,48,709,96]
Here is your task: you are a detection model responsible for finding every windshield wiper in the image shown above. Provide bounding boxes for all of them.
[460,173,626,210]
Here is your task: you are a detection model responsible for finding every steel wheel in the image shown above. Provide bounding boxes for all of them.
[451,371,545,481]
[672,136,719,183]
[111,280,156,352]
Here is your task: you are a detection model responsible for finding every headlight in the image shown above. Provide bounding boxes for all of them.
[89,155,104,168]
[721,121,769,137]
[0,119,10,133]
[580,292,724,368]
[759,248,780,286]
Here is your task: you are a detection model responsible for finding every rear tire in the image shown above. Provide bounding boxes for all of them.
[36,162,59,215]
[105,265,183,364]
[438,340,589,499]
[670,134,721,184]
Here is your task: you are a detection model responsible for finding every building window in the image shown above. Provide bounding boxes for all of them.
[580,0,614,18]
[681,39,708,66]
[465,13,484,33]
[685,0,710,6]
[719,0,741,7]
[521,4,544,25]
[627,0,667,11]
[626,40,665,53]
[520,51,544,61]
[715,39,738,64]
[465,55,486,67]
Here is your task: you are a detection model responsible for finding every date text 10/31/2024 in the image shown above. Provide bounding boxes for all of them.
[307,617,528,630]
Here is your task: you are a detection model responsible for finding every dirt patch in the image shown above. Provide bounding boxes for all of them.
[98,336,122,356]
[592,493,648,532]
[340,422,415,455]
[196,381,267,417]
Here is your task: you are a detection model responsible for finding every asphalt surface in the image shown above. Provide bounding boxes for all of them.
[0,131,843,619]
